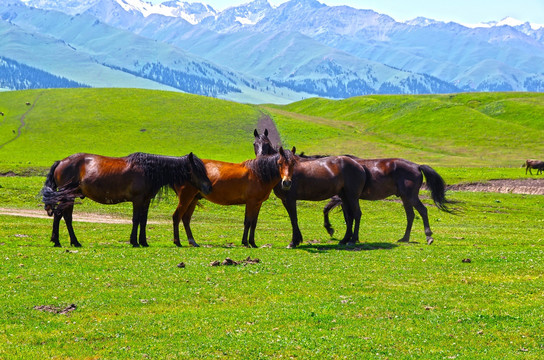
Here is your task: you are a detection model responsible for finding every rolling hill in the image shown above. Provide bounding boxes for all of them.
[0,89,543,174]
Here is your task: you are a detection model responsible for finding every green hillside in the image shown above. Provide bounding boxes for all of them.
[265,92,544,167]
[1,89,543,174]
[0,88,261,173]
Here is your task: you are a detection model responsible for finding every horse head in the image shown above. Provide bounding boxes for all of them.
[278,146,297,190]
[253,129,276,156]
[188,152,212,195]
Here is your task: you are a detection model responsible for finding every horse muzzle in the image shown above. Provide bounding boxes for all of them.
[201,183,213,195]
[281,179,292,190]
[44,205,54,217]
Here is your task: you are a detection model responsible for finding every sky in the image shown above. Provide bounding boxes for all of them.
[151,0,544,25]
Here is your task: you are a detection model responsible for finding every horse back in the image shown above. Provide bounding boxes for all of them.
[201,159,271,205]
[358,158,422,200]
[279,155,365,200]
[55,153,147,204]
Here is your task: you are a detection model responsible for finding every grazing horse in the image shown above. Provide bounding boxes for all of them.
[323,157,453,245]
[253,130,366,248]
[172,147,296,248]
[41,152,212,247]
[525,159,544,175]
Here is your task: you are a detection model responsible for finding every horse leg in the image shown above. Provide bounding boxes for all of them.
[182,198,200,247]
[50,210,63,247]
[172,187,199,247]
[414,198,434,245]
[130,203,142,247]
[282,198,303,248]
[346,198,362,244]
[338,197,354,245]
[398,197,415,243]
[137,201,151,247]
[244,202,263,248]
[323,196,342,237]
[63,204,81,247]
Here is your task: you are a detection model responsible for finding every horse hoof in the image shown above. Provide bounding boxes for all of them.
[140,243,149,248]
[71,243,82,248]
[173,240,182,247]
[287,243,297,249]
[427,237,434,245]
[326,227,335,237]
[397,238,409,243]
[131,243,140,248]
[189,240,200,247]
[53,243,62,248]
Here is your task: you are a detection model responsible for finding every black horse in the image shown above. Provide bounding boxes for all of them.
[254,129,366,248]
[41,152,212,247]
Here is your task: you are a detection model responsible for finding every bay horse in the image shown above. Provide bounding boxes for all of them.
[525,159,544,175]
[253,130,366,248]
[172,147,296,248]
[323,157,453,245]
[41,152,212,247]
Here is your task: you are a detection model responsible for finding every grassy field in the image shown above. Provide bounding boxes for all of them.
[1,89,544,358]
[265,92,544,167]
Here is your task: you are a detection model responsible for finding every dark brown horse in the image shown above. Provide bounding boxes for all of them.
[323,157,453,245]
[525,159,544,175]
[41,152,212,247]
[172,147,296,248]
[254,130,366,248]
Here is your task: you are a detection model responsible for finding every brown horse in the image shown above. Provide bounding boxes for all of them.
[172,147,296,248]
[254,130,366,248]
[322,157,453,245]
[41,152,212,247]
[525,159,544,175]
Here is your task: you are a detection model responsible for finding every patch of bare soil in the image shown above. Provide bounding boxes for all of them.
[448,179,544,195]
[0,208,163,224]
[34,303,77,315]
[209,256,261,266]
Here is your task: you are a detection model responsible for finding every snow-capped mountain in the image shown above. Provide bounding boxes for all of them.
[5,0,544,102]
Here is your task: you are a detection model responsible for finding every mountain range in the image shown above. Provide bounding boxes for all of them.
[1,0,543,103]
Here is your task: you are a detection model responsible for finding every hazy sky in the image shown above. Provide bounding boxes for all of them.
[152,0,544,25]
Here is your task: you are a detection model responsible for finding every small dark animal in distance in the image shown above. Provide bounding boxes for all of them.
[524,159,544,175]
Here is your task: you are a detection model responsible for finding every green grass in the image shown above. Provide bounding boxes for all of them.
[1,178,544,358]
[1,88,544,358]
[0,88,261,173]
[265,92,544,167]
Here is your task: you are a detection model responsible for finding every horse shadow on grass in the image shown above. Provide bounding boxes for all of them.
[294,241,399,253]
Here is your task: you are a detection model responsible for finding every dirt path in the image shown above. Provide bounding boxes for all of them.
[0,207,164,224]
[0,92,42,150]
[256,112,282,147]
[448,178,544,195]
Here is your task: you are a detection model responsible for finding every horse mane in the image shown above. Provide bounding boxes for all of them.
[297,152,329,159]
[245,150,295,183]
[244,154,281,183]
[127,152,205,191]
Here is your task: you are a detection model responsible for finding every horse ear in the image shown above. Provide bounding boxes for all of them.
[254,129,259,137]
[279,146,285,157]
[188,152,195,165]
[291,146,296,155]
[264,129,268,136]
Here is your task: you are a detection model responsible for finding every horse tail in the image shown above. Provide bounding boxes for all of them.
[323,195,343,236]
[419,165,454,213]
[41,161,79,214]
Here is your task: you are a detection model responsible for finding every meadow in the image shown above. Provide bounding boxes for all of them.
[1,89,543,358]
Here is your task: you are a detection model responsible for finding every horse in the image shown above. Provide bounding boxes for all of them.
[253,129,367,248]
[322,157,453,245]
[41,152,212,248]
[524,159,544,175]
[172,147,296,248]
